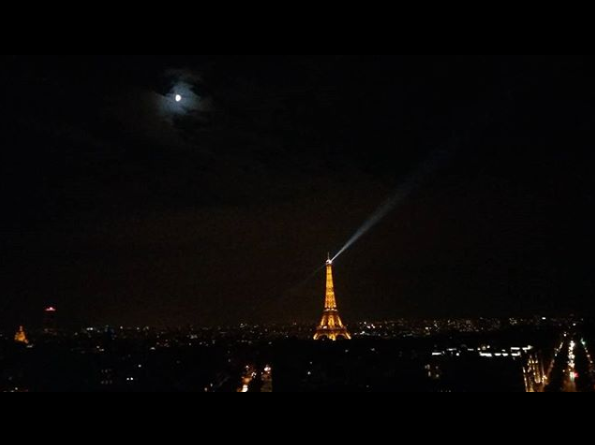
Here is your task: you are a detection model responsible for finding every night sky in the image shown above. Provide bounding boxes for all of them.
[1,55,595,329]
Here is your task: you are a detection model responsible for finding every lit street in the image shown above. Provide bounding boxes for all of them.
[546,334,595,393]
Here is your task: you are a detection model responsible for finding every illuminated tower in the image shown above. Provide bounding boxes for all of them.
[314,256,352,341]
[14,326,29,345]
[43,306,57,334]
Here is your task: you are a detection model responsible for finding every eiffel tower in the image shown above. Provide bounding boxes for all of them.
[314,255,352,341]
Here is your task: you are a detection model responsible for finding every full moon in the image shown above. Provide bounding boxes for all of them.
[175,94,182,103]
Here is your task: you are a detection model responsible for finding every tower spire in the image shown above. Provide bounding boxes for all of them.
[314,256,352,341]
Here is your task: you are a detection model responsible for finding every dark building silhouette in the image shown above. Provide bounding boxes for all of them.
[43,307,57,335]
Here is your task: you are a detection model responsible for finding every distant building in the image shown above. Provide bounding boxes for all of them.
[14,326,29,345]
[43,307,57,334]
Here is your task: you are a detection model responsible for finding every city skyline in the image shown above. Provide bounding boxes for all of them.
[3,314,593,392]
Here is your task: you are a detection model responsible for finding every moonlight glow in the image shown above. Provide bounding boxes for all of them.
[175,94,182,102]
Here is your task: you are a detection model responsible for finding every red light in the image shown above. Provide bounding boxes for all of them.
[45,307,57,313]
